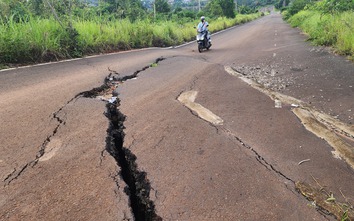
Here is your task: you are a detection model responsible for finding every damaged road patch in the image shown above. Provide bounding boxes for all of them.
[293,108,354,169]
[225,66,354,167]
[178,90,223,125]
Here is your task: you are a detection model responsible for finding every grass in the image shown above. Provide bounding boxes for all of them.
[0,13,261,67]
[74,14,261,53]
[288,10,354,59]
[296,179,354,221]
[0,16,67,63]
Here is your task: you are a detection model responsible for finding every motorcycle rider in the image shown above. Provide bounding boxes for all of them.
[197,16,210,46]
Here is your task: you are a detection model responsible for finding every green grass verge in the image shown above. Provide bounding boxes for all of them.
[288,10,354,60]
[0,13,261,67]
[0,17,64,63]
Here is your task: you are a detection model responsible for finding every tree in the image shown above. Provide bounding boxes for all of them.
[173,0,183,9]
[205,0,223,17]
[0,0,30,22]
[236,0,279,9]
[155,0,171,13]
[275,0,290,9]
[287,0,311,16]
[205,0,235,18]
[238,5,254,14]
[27,0,44,16]
[95,0,146,20]
[316,0,354,13]
[220,0,235,18]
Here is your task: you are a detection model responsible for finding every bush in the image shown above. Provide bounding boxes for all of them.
[288,10,354,58]
[310,0,354,13]
[61,25,83,58]
[0,17,63,63]
[287,0,312,17]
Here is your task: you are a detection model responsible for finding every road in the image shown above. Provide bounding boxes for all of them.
[1,13,353,220]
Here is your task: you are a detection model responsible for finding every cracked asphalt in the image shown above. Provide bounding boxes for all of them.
[1,12,354,220]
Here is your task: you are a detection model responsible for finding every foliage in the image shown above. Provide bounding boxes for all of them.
[309,0,354,13]
[0,0,30,22]
[274,0,291,9]
[284,0,354,59]
[284,0,353,19]
[0,12,261,65]
[236,0,278,8]
[0,17,63,63]
[208,13,260,31]
[0,0,262,66]
[238,5,255,14]
[234,0,280,14]
[285,0,312,18]
[288,10,354,59]
[172,0,183,9]
[220,0,236,18]
[204,0,224,17]
[155,0,171,13]
[205,0,235,18]
[61,24,83,58]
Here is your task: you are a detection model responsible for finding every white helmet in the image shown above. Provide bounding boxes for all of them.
[201,16,205,21]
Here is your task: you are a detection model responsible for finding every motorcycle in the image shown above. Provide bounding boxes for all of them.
[196,30,211,53]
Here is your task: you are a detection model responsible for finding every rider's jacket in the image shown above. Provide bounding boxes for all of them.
[197,21,209,33]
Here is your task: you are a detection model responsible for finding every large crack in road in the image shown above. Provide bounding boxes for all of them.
[3,57,166,220]
[79,57,166,221]
[4,53,351,220]
[105,99,161,221]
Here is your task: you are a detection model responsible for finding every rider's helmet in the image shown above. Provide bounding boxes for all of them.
[201,16,205,22]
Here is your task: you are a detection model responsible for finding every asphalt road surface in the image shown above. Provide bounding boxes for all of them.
[1,13,353,221]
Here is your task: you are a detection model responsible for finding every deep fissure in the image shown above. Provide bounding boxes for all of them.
[4,57,165,221]
[80,57,165,220]
[105,100,162,221]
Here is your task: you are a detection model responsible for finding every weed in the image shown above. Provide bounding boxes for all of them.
[288,10,354,58]
[296,178,354,220]
[0,13,260,66]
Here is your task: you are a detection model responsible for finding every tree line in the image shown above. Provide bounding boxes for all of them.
[282,0,353,18]
[0,0,281,24]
